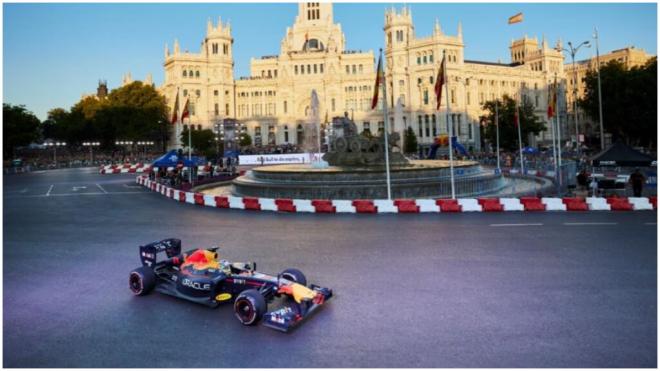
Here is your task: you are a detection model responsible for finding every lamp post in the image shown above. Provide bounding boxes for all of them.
[136,141,154,162]
[82,142,100,164]
[115,140,134,162]
[593,27,605,150]
[46,142,66,166]
[557,40,590,157]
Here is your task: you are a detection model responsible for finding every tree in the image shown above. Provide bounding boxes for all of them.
[403,126,418,154]
[580,58,657,147]
[481,95,545,151]
[239,132,252,147]
[180,128,216,157]
[41,108,69,140]
[3,104,41,158]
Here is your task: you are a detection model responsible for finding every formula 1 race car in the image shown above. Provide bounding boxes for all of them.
[129,238,332,332]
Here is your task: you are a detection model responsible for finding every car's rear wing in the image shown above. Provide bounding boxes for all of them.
[140,238,181,267]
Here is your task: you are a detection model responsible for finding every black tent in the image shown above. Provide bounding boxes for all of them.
[590,141,655,167]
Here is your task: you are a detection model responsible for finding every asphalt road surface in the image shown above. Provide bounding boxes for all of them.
[4,168,657,367]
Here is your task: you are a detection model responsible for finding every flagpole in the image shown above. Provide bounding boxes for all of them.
[557,83,563,188]
[516,92,524,174]
[443,50,455,199]
[495,101,500,172]
[548,92,558,193]
[379,49,392,200]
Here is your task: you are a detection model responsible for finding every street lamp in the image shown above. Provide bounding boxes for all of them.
[115,140,134,162]
[593,27,605,150]
[557,40,590,157]
[45,142,66,165]
[82,141,100,164]
[136,141,154,162]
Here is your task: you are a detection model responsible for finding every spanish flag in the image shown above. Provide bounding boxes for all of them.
[371,55,383,110]
[508,12,523,24]
[170,89,180,124]
[547,78,557,119]
[181,98,190,121]
[434,53,446,110]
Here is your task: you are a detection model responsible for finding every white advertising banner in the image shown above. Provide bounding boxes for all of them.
[239,153,323,165]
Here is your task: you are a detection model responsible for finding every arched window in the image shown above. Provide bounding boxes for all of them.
[195,71,200,78]
[189,70,193,77]
[183,70,187,77]
[284,125,289,143]
[297,124,304,144]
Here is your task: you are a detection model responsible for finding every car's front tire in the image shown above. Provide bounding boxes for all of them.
[129,266,156,296]
[233,289,266,326]
[281,268,307,286]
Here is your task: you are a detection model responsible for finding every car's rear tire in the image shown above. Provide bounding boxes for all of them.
[129,266,156,296]
[281,268,307,286]
[234,289,267,326]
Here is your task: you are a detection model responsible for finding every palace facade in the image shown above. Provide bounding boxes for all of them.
[160,3,610,152]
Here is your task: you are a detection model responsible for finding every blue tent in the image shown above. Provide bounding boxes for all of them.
[152,150,206,167]
[522,146,539,154]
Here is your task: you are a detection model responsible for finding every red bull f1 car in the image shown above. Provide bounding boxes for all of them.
[129,238,333,332]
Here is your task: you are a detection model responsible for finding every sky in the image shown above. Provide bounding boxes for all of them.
[3,2,657,121]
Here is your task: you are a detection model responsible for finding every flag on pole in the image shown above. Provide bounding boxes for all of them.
[508,12,523,24]
[434,53,446,110]
[547,79,557,119]
[181,99,190,121]
[371,55,383,110]
[170,89,180,124]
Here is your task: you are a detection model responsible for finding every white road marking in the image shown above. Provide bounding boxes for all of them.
[563,222,618,226]
[123,184,142,189]
[72,186,87,191]
[46,185,54,196]
[96,183,108,194]
[644,222,656,225]
[490,223,543,227]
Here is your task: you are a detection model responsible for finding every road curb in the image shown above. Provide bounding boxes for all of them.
[136,175,657,214]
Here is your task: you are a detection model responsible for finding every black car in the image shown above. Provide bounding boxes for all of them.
[129,238,332,332]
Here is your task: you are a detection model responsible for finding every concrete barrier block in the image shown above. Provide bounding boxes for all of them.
[541,197,567,211]
[500,198,525,211]
[185,192,196,204]
[458,199,483,212]
[293,199,315,213]
[203,195,216,207]
[333,200,356,213]
[228,196,245,209]
[416,199,439,213]
[628,197,654,210]
[586,197,611,211]
[374,200,398,213]
[259,198,278,212]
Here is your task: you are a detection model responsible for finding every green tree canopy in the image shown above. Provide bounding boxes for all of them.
[180,128,216,157]
[403,126,418,154]
[239,132,252,147]
[481,95,545,151]
[580,58,657,147]
[3,104,41,157]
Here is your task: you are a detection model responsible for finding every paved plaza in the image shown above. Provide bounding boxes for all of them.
[3,168,657,368]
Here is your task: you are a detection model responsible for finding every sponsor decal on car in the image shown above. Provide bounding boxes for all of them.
[182,278,211,291]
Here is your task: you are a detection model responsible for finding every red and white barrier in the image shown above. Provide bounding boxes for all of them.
[100,164,152,174]
[135,175,657,214]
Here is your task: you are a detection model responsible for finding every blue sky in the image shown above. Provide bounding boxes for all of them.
[3,2,656,120]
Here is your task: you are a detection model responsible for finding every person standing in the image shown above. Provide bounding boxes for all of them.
[629,168,646,197]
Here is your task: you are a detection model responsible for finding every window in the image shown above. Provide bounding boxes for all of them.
[189,70,193,77]
[429,53,434,63]
[346,65,350,74]
[314,64,317,74]
[378,121,384,133]
[467,92,471,105]
[284,101,288,114]
[198,124,202,131]
[352,65,356,74]
[196,90,201,98]
[294,65,298,74]
[363,122,370,134]
[301,65,305,75]
[331,98,335,112]
[423,90,429,105]
[423,55,427,64]
[223,44,228,54]
[296,124,304,144]
[424,115,430,137]
[417,56,421,65]
[359,65,363,74]
[254,127,262,146]
[307,65,311,74]
[450,89,455,104]
[284,125,289,142]
[183,89,188,97]
[212,43,218,54]
[417,77,422,85]
[418,115,423,137]
[214,103,219,116]
[388,32,392,46]
[195,71,200,78]
[320,64,324,73]
[274,70,278,78]
[183,70,187,77]
[430,76,434,84]
[225,104,229,115]
[431,114,437,136]
[214,90,218,96]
